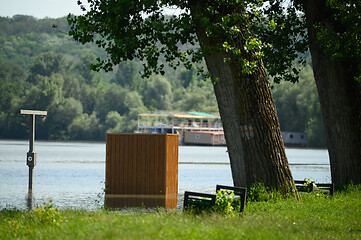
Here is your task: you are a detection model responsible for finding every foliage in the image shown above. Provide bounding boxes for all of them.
[247,183,282,202]
[144,76,172,110]
[0,186,360,239]
[66,0,316,85]
[314,0,361,82]
[0,16,218,141]
[31,199,63,225]
[339,182,361,194]
[67,1,290,80]
[212,190,241,217]
[5,199,62,238]
[271,63,327,147]
[255,1,309,84]
[184,203,213,215]
[68,0,206,77]
[0,15,326,147]
[66,0,328,147]
[258,0,361,83]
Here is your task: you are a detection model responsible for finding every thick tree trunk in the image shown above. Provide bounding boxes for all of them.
[190,2,297,194]
[303,0,361,188]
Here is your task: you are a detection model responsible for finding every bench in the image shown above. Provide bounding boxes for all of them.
[183,185,247,212]
[294,180,334,196]
[183,191,216,211]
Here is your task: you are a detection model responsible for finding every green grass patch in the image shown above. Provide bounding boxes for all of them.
[1,186,361,240]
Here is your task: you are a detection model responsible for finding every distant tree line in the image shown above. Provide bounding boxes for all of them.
[0,15,325,147]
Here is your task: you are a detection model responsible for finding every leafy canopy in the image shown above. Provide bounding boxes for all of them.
[69,0,201,77]
[68,0,306,83]
[315,0,361,82]
[69,0,361,84]
[262,0,361,82]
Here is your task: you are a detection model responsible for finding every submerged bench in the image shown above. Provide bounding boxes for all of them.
[183,191,216,210]
[183,185,247,212]
[294,180,334,196]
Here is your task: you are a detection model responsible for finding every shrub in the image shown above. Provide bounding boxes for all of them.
[31,199,63,224]
[247,183,282,202]
[212,190,241,217]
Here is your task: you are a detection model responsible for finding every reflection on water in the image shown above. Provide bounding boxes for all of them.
[26,190,33,211]
[0,140,330,210]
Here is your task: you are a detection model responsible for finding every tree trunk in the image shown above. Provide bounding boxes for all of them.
[303,0,361,188]
[190,2,297,195]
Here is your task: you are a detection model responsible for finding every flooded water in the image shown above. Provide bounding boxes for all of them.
[0,140,331,210]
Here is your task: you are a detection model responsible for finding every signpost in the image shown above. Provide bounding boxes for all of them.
[19,110,47,190]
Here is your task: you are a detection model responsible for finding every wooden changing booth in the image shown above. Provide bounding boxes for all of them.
[105,133,178,208]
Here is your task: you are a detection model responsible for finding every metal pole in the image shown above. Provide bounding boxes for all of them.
[29,114,35,152]
[27,189,33,210]
[29,166,34,190]
[28,114,35,190]
[20,109,47,191]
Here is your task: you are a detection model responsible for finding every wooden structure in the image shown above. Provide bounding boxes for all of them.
[105,133,178,208]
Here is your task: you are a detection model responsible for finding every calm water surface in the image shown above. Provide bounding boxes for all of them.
[0,140,331,210]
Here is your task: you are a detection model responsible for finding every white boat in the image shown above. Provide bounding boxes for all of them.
[136,112,308,147]
[136,112,224,145]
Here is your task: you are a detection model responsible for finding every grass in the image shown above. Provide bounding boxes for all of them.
[1,186,360,240]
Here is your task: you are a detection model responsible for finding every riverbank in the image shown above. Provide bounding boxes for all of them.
[1,186,360,240]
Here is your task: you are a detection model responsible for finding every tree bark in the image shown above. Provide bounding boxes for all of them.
[190,2,297,195]
[303,0,361,188]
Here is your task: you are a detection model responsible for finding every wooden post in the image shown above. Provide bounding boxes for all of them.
[19,110,47,190]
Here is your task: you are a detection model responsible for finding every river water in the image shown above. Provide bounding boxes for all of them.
[0,140,331,210]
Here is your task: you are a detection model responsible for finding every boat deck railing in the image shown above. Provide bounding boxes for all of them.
[138,122,223,130]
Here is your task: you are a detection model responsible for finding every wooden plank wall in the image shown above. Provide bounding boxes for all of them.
[105,133,178,208]
[165,135,179,208]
